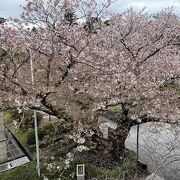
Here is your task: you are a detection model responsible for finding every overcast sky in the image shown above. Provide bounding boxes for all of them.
[0,0,180,18]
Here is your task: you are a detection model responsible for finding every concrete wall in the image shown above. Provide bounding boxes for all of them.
[0,112,7,164]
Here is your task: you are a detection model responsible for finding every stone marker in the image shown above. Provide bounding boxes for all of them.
[76,164,85,180]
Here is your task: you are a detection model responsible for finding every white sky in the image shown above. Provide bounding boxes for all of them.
[110,0,180,15]
[0,0,180,18]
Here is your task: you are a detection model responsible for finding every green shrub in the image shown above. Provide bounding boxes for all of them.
[53,140,78,158]
[15,122,56,146]
[54,149,67,158]
[105,150,137,179]
[15,128,29,146]
[26,129,36,145]
[58,151,137,180]
[62,158,84,180]
[41,161,65,180]
[84,151,137,179]
[40,123,54,136]
[86,163,105,179]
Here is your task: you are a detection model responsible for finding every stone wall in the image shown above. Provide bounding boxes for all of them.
[0,112,7,164]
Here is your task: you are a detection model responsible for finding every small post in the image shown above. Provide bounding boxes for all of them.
[137,123,139,161]
[137,119,141,163]
[76,164,85,180]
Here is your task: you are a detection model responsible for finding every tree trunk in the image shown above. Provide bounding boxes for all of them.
[90,121,131,159]
[82,117,132,169]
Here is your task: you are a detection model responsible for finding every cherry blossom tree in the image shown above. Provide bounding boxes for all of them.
[0,0,180,163]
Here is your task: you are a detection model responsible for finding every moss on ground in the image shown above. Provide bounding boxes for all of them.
[3,109,42,127]
[3,109,20,125]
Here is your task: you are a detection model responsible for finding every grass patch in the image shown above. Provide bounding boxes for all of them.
[0,161,42,180]
[86,150,137,179]
[55,150,137,180]
[15,127,29,146]
[3,109,20,125]
[15,122,55,148]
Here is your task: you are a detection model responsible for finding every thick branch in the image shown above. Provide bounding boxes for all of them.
[54,52,75,87]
